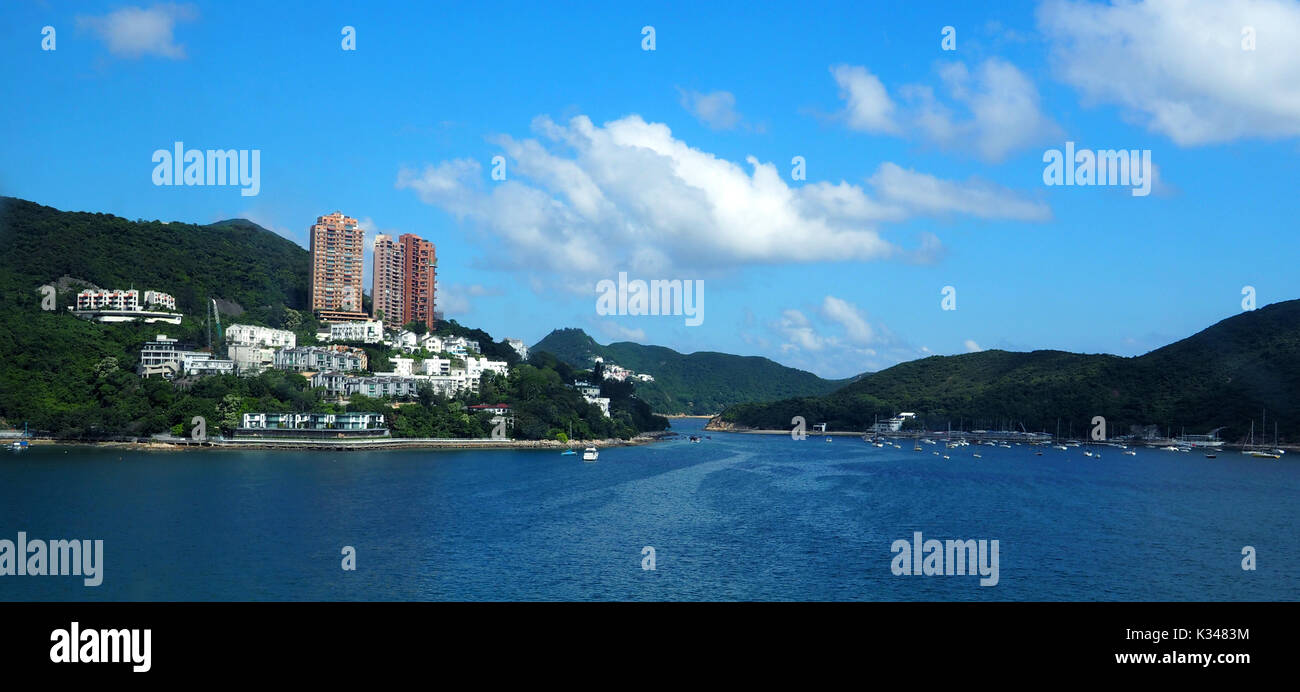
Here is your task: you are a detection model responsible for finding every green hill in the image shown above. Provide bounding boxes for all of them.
[0,197,311,315]
[0,198,665,440]
[532,327,857,415]
[713,300,1300,442]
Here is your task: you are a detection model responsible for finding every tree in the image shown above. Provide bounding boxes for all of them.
[404,320,428,336]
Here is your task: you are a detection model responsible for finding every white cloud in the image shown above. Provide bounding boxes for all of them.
[597,321,647,342]
[77,3,197,59]
[833,59,1061,162]
[776,309,826,352]
[832,65,901,134]
[820,296,874,345]
[768,297,926,376]
[869,163,1051,221]
[396,114,1048,283]
[1038,0,1300,145]
[678,89,743,130]
[437,283,502,316]
[964,339,983,352]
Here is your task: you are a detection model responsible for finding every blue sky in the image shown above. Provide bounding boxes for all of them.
[4,0,1299,378]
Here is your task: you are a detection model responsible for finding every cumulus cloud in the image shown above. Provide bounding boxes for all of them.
[833,59,1061,162]
[1038,0,1300,145]
[77,3,197,59]
[869,163,1051,221]
[396,114,1048,283]
[964,339,983,353]
[597,321,647,342]
[820,296,874,345]
[437,283,503,316]
[831,65,901,134]
[766,296,926,376]
[678,89,743,130]
[776,309,827,352]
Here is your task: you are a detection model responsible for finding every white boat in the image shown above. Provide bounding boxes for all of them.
[582,447,599,462]
[1123,450,1137,456]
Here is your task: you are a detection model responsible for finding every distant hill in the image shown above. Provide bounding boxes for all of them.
[713,300,1300,442]
[0,197,310,315]
[532,328,857,415]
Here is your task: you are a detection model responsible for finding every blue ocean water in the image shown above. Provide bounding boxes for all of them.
[1,418,1296,601]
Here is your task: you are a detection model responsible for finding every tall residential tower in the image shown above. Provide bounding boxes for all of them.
[309,211,367,321]
[371,234,404,324]
[399,233,437,328]
[369,232,437,329]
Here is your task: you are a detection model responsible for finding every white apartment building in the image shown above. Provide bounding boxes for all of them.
[584,395,611,418]
[505,338,528,360]
[137,334,234,378]
[318,319,385,344]
[226,324,297,349]
[274,346,366,373]
[181,352,236,377]
[390,329,419,351]
[464,356,509,380]
[228,344,275,375]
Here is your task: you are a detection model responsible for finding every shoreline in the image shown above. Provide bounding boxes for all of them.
[20,431,677,452]
[699,426,1300,452]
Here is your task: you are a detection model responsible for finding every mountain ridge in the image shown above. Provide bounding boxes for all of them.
[531,327,859,415]
[713,299,1300,441]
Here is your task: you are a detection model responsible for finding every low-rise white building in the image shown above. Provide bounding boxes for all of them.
[505,338,529,360]
[226,324,296,349]
[74,289,181,324]
[464,356,509,380]
[137,334,234,378]
[274,346,366,373]
[584,395,611,418]
[319,320,385,344]
[390,329,419,352]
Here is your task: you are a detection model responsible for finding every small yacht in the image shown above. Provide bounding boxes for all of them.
[1123,450,1137,456]
[582,447,599,462]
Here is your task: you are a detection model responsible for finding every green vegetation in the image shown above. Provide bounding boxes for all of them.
[715,300,1300,442]
[0,198,665,441]
[531,327,857,415]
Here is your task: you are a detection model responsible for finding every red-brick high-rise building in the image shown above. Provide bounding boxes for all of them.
[371,234,404,324]
[398,233,436,328]
[309,211,367,321]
